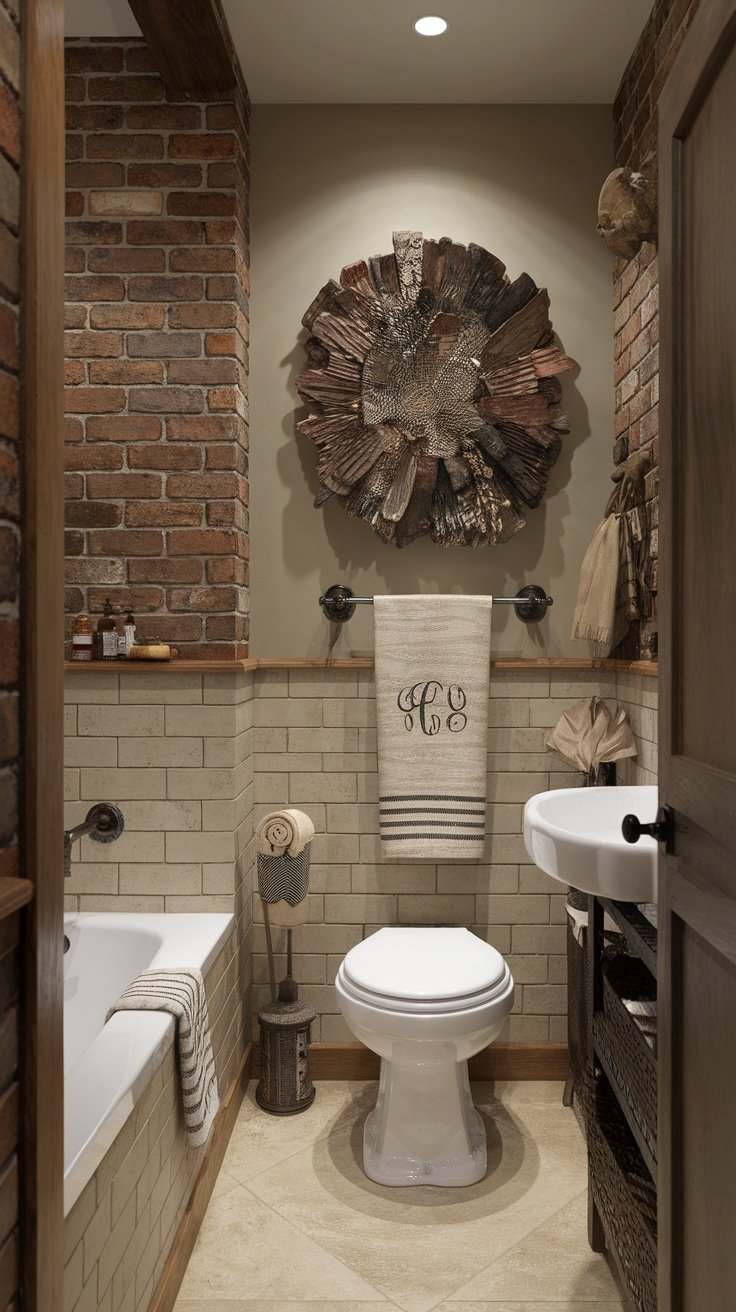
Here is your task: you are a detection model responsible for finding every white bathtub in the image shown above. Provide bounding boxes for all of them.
[63,912,234,1214]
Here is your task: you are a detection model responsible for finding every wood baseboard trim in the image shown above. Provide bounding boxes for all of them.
[306,1042,569,1082]
[148,1040,253,1312]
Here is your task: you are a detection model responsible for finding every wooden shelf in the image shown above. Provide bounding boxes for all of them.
[0,877,34,921]
[64,656,659,676]
[63,659,259,674]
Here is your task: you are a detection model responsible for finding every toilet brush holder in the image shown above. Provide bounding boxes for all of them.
[256,845,316,1114]
[256,925,316,1114]
[256,987,316,1116]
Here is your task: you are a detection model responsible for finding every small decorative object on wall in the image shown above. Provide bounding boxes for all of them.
[597,167,658,259]
[296,231,576,548]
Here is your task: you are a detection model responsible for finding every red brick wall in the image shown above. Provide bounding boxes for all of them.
[64,40,250,658]
[612,0,700,657]
[0,0,21,1299]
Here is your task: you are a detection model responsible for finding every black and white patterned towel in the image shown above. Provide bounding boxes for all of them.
[107,967,219,1147]
[374,594,493,859]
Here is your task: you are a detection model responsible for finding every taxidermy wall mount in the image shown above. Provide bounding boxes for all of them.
[296,231,576,548]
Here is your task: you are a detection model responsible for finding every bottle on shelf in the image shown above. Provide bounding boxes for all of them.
[123,611,137,657]
[71,613,93,662]
[96,598,118,662]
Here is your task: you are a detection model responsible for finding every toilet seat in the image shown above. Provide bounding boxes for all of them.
[340,927,509,1015]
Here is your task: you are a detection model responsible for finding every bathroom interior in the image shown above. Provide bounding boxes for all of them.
[2,0,735,1308]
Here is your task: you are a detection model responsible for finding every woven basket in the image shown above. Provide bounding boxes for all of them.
[593,953,657,1165]
[589,1072,657,1312]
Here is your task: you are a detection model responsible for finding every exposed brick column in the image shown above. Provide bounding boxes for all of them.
[64,39,250,658]
[611,0,701,657]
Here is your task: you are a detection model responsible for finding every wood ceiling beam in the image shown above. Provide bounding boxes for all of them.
[127,0,236,100]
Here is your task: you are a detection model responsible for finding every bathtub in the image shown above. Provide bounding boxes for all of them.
[63,911,234,1214]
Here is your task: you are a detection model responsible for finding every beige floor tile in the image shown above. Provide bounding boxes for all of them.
[447,1194,622,1304]
[473,1087,587,1168]
[223,1082,378,1183]
[436,1304,625,1311]
[209,1167,241,1200]
[483,1081,569,1107]
[245,1104,588,1312]
[174,1182,385,1306]
[175,1304,396,1311]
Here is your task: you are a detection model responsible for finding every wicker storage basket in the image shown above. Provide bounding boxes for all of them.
[593,953,657,1166]
[589,1072,657,1312]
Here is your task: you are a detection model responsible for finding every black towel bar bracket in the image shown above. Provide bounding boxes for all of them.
[318,583,553,625]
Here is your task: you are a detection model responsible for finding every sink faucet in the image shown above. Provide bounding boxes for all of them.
[64,803,125,878]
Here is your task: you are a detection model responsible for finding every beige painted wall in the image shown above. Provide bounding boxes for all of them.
[250,104,613,657]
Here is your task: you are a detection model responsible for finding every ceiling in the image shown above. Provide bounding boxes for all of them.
[64,0,651,104]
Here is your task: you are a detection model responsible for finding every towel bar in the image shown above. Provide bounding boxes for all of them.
[318,583,553,625]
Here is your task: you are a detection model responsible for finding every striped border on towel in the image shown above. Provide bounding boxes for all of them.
[379,793,487,844]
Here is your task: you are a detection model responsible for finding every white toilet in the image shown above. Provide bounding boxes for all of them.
[335,926,514,1187]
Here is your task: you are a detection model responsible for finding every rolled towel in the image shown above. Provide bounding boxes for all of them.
[256,808,315,858]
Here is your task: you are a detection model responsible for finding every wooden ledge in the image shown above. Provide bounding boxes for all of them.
[0,877,34,921]
[64,657,658,677]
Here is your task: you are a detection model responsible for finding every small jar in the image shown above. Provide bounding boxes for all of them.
[71,614,93,662]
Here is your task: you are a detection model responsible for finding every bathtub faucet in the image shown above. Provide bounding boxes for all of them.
[64,803,125,878]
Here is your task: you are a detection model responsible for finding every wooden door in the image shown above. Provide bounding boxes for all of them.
[658,1,736,1307]
[20,0,66,1306]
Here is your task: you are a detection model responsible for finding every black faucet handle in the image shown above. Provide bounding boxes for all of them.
[622,807,673,845]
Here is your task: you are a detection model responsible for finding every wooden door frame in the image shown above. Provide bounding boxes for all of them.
[658,0,736,1306]
[20,0,66,1306]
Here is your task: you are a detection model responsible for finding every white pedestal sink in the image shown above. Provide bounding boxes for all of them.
[523,785,659,904]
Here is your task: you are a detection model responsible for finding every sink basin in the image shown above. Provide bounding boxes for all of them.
[523,785,659,904]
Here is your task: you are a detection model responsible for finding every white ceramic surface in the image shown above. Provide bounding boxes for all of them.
[523,784,659,903]
[63,910,233,1214]
[336,927,515,1187]
[343,926,507,1002]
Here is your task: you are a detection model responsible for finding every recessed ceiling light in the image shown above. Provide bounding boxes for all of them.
[414,15,448,36]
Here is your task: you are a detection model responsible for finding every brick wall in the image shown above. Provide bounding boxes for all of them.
[64,40,250,658]
[612,0,701,657]
[0,0,21,1303]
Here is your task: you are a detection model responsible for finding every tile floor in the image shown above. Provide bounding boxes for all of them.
[174,1080,625,1312]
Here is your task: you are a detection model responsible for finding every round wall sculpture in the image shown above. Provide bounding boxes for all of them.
[296,231,576,548]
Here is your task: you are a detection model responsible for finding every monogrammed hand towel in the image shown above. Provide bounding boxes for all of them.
[374,595,493,859]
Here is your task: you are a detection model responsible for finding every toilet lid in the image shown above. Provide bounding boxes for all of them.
[343,927,507,1005]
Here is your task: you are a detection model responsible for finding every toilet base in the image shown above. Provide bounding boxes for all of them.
[363,1047,487,1187]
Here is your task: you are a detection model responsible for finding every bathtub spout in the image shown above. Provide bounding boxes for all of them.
[64,803,125,877]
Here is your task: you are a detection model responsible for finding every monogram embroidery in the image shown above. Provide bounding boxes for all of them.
[397,682,468,735]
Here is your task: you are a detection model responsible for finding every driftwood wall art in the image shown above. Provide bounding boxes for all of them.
[597,167,658,258]
[296,231,576,548]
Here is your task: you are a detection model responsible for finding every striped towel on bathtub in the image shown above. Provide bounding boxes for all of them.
[106,968,219,1147]
[374,594,493,860]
